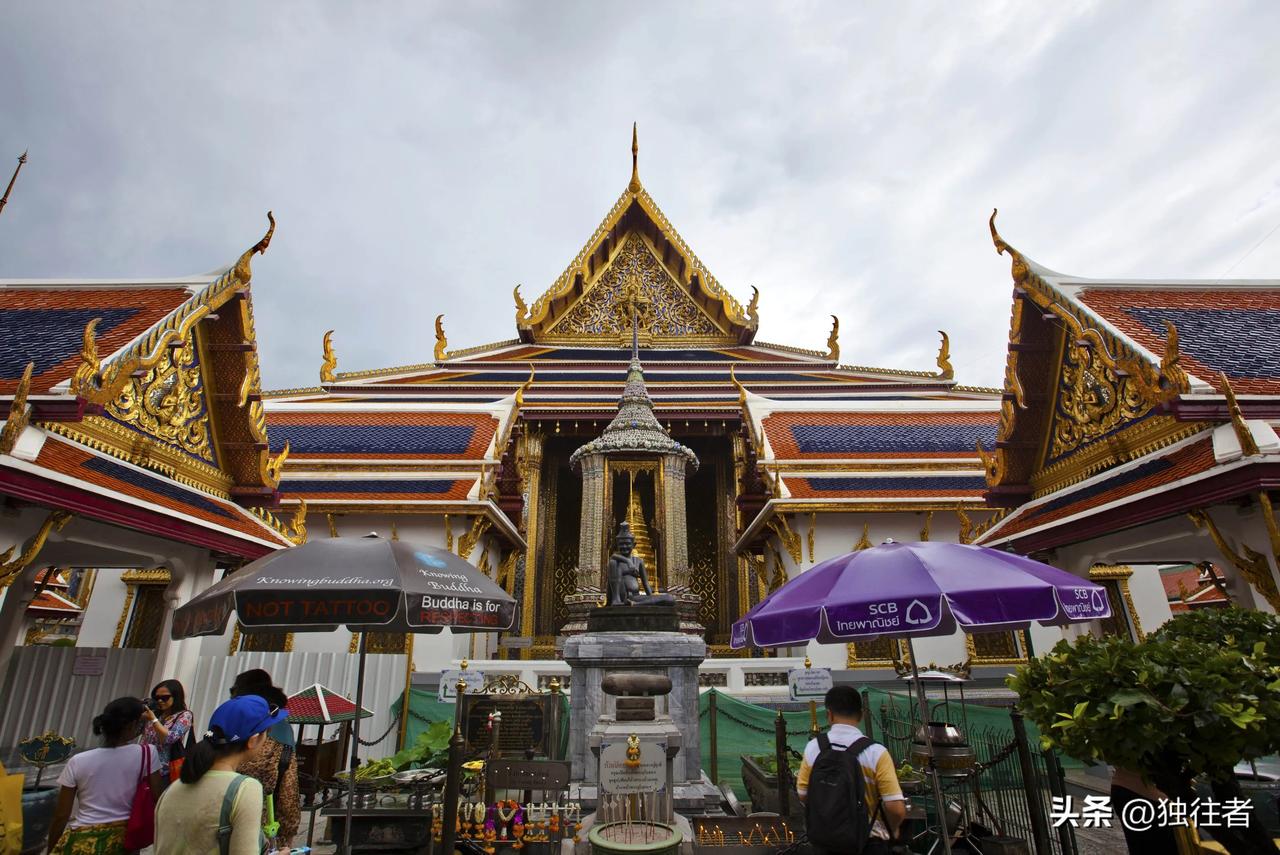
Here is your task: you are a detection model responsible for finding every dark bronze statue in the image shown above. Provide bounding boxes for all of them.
[606,522,675,607]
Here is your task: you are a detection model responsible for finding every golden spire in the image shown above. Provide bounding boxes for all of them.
[320,330,338,382]
[0,151,27,218]
[625,472,658,590]
[628,122,642,194]
[936,330,954,380]
[825,315,840,362]
[434,314,448,362]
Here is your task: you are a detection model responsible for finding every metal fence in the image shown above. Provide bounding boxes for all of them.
[872,693,1078,855]
[188,650,410,762]
[0,646,156,761]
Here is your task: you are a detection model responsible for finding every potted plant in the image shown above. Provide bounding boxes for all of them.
[739,753,803,818]
[1010,608,1280,855]
[17,732,74,855]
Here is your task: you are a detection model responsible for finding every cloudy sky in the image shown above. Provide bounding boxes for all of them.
[1,2,1277,390]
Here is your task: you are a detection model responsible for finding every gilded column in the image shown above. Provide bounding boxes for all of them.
[517,429,544,658]
[662,453,690,588]
[575,453,606,591]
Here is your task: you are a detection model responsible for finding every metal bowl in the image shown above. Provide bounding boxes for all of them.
[915,721,967,746]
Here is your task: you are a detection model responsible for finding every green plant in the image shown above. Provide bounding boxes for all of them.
[1009,608,1280,855]
[389,720,453,771]
[748,754,801,777]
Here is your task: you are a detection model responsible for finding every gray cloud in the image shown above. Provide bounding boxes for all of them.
[1,1,1276,390]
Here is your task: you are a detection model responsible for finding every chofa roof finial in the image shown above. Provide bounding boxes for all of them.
[628,122,642,194]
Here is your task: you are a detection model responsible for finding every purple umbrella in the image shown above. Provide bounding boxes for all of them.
[732,540,1111,855]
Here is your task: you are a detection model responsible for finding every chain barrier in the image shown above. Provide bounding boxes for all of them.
[356,711,401,747]
[701,700,816,739]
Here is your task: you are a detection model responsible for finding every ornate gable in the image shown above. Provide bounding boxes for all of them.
[514,129,758,347]
[546,233,723,343]
[980,212,1205,506]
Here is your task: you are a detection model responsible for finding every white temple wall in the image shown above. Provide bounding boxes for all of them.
[77,571,129,647]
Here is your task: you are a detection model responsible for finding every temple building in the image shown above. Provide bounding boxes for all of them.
[1,136,1278,750]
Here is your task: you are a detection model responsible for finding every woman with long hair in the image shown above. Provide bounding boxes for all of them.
[47,697,165,855]
[141,678,195,782]
[154,694,289,855]
[229,669,301,846]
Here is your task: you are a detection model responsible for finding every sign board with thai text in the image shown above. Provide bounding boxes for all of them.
[788,667,833,701]
[438,669,485,702]
[598,739,667,794]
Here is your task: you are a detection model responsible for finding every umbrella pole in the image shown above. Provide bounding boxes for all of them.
[342,633,368,855]
[906,637,952,855]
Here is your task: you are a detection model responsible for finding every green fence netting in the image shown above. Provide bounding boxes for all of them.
[391,688,570,759]
[699,686,1082,802]
[699,689,816,800]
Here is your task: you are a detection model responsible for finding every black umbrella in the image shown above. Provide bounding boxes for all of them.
[171,534,515,854]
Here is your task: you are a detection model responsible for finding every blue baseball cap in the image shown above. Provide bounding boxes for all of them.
[208,694,289,744]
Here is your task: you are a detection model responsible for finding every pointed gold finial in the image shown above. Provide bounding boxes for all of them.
[854,522,872,551]
[70,318,102,397]
[628,122,642,194]
[434,314,448,362]
[514,284,529,324]
[936,331,954,380]
[0,150,29,218]
[746,286,760,326]
[1159,321,1190,397]
[232,211,275,286]
[0,361,35,455]
[287,499,308,545]
[1220,372,1259,456]
[320,330,338,382]
[825,315,840,362]
[989,208,1028,285]
[515,364,535,407]
[730,365,748,406]
[955,504,974,544]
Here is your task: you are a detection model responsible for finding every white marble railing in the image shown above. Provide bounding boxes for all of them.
[442,657,807,697]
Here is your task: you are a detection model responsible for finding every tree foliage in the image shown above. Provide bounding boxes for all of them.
[1009,608,1280,854]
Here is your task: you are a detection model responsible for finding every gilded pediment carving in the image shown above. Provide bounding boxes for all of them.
[545,233,723,344]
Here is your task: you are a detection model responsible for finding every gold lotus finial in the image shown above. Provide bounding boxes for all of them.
[936,330,954,380]
[826,315,840,362]
[628,122,642,194]
[320,330,337,383]
[434,314,448,362]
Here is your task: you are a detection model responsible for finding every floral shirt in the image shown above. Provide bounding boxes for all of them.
[141,709,193,767]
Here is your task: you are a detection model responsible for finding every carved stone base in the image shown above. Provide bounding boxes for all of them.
[560,589,602,637]
[671,586,704,636]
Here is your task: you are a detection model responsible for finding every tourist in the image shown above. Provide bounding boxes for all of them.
[155,694,290,855]
[229,669,301,846]
[796,686,905,855]
[47,697,166,855]
[141,678,195,784]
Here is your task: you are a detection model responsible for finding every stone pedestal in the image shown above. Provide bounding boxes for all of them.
[563,627,705,785]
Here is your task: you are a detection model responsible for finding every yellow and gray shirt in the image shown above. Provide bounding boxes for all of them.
[796,724,903,841]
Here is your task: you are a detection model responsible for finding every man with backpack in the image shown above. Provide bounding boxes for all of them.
[797,686,905,854]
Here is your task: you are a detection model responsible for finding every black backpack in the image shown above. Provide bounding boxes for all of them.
[805,734,879,853]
